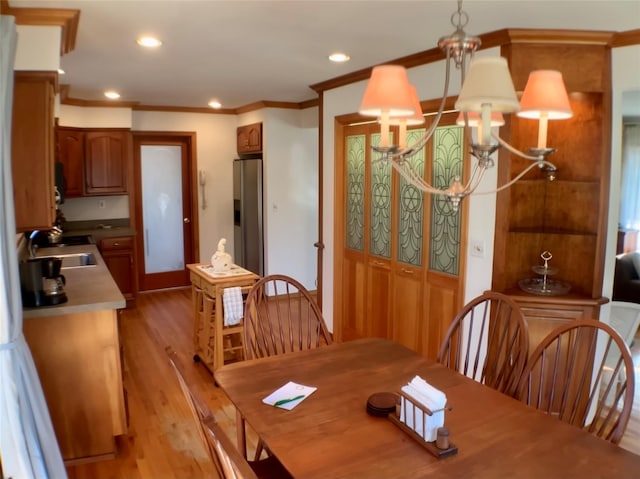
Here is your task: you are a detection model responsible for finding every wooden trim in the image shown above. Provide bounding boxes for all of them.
[61,92,319,114]
[611,29,640,48]
[0,0,79,55]
[310,28,626,96]
[316,92,324,309]
[14,69,58,89]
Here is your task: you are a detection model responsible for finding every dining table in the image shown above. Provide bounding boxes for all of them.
[214,337,640,478]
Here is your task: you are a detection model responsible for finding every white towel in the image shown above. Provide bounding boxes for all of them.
[400,375,447,442]
[222,287,243,326]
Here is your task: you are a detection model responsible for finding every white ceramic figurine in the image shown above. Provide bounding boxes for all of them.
[211,238,232,273]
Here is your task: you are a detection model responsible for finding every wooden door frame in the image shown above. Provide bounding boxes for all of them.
[131,131,199,291]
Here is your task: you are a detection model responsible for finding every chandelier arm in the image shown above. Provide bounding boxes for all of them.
[492,132,544,161]
[394,51,454,158]
[461,161,489,194]
[473,159,557,195]
[391,160,445,195]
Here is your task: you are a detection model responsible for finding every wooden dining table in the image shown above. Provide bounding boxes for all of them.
[214,337,640,478]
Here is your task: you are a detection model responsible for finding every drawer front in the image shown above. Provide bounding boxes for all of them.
[100,236,133,251]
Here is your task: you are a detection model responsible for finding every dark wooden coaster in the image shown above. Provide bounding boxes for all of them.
[366,392,399,417]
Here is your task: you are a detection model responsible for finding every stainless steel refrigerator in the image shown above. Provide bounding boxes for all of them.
[233,158,264,276]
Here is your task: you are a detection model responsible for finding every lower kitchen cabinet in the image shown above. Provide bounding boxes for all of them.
[23,309,127,463]
[99,236,137,307]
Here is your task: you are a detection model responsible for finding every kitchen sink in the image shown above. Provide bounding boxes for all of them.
[39,253,98,269]
[32,232,95,248]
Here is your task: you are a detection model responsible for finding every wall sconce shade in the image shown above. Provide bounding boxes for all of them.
[517,70,573,120]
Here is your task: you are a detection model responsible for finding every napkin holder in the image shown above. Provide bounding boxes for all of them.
[388,390,458,458]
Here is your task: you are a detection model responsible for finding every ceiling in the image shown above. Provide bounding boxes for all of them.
[8,0,640,111]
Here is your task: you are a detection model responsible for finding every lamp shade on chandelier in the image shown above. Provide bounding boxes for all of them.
[357,0,572,211]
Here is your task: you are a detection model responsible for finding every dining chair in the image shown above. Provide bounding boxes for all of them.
[516,319,635,445]
[437,291,529,397]
[165,346,292,479]
[243,274,332,360]
[241,274,332,460]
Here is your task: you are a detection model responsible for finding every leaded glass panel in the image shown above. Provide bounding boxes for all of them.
[398,128,425,266]
[429,126,463,275]
[370,133,392,258]
[346,134,365,251]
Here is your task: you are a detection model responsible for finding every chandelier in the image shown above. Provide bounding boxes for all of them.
[359,0,573,211]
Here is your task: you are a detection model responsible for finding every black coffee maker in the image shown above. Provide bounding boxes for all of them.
[19,257,67,307]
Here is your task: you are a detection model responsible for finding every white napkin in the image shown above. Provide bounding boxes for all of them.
[400,375,447,442]
[222,287,243,326]
[262,381,317,410]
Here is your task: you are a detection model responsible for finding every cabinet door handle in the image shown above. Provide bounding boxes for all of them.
[401,268,415,275]
[372,261,385,266]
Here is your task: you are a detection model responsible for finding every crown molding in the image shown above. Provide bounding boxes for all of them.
[0,0,79,55]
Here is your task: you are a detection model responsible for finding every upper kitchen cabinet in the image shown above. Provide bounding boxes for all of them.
[237,122,262,155]
[84,130,131,195]
[55,126,85,197]
[12,71,57,232]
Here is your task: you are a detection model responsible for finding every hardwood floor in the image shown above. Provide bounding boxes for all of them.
[66,288,640,478]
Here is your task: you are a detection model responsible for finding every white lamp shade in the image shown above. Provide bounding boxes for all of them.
[455,56,520,113]
[517,70,573,120]
[359,65,416,117]
[388,85,424,126]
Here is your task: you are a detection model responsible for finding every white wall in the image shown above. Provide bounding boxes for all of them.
[14,25,60,71]
[262,107,319,289]
[321,49,501,332]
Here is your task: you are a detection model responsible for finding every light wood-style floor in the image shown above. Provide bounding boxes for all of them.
[66,288,640,478]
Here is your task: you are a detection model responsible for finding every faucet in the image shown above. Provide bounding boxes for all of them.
[28,229,40,258]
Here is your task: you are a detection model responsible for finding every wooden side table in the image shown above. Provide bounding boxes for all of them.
[187,263,260,372]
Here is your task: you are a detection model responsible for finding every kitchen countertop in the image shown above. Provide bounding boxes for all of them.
[23,244,126,319]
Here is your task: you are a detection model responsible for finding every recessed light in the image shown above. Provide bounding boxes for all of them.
[208,100,222,109]
[329,52,350,63]
[58,68,65,75]
[137,36,162,48]
[104,90,121,100]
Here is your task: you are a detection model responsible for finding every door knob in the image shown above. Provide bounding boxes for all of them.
[184,218,190,223]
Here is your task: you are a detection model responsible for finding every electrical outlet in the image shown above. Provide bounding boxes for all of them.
[98,200,106,209]
[470,239,485,258]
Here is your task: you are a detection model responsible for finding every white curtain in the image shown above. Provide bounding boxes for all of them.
[620,123,640,231]
[0,15,67,479]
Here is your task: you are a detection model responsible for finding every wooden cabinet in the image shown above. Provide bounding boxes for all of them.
[11,71,57,231]
[100,236,137,306]
[237,122,262,154]
[55,127,131,197]
[55,127,85,197]
[23,309,127,462]
[335,117,465,359]
[505,289,608,355]
[85,130,130,195]
[493,33,612,332]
